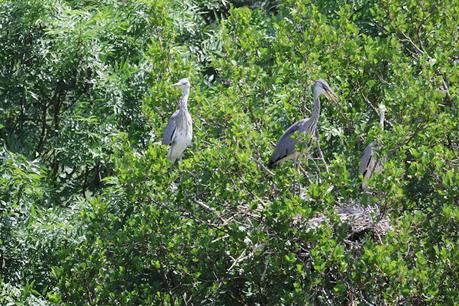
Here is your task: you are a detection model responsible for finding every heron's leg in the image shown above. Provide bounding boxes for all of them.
[177,157,184,182]
[168,160,178,190]
[315,130,329,173]
[292,158,301,194]
[168,159,178,173]
[294,158,300,170]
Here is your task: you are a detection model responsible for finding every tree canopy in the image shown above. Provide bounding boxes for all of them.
[1,0,458,304]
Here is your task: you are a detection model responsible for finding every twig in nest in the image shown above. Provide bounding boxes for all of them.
[228,249,248,272]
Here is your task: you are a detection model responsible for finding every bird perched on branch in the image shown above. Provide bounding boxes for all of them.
[162,78,193,166]
[268,79,338,169]
[359,104,386,190]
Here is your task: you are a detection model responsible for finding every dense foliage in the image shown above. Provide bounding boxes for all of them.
[1,0,458,304]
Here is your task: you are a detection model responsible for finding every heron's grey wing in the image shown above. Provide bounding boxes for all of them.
[268,119,305,167]
[162,110,179,145]
[359,141,375,176]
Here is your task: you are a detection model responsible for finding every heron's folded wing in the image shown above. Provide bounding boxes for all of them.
[359,142,375,176]
[269,120,305,165]
[162,111,179,145]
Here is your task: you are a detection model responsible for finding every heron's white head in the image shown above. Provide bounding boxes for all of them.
[173,78,191,90]
[378,104,386,114]
[314,79,338,102]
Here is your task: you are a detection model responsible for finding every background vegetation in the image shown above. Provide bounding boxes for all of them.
[1,0,458,304]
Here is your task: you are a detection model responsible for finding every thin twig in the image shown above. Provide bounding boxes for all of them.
[211,234,229,244]
[359,291,376,306]
[399,30,428,57]
[251,156,274,176]
[260,258,269,282]
[440,74,454,108]
[299,163,314,186]
[195,199,217,213]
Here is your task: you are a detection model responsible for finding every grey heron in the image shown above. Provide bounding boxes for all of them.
[359,104,386,190]
[162,78,193,165]
[268,79,338,169]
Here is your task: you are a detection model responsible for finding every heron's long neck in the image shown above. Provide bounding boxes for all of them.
[380,112,385,131]
[310,89,321,123]
[180,87,190,110]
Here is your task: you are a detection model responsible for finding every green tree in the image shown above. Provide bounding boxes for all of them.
[1,0,457,304]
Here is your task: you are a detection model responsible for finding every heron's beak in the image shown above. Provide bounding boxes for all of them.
[325,88,338,103]
[172,82,181,87]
